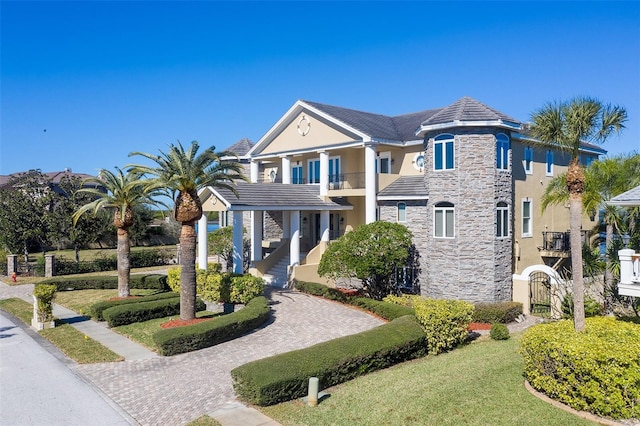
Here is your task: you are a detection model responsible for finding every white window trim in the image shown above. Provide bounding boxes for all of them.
[496,133,510,171]
[434,203,455,239]
[397,202,407,223]
[546,150,554,177]
[521,198,533,238]
[433,134,455,171]
[496,202,510,238]
[524,147,533,175]
[291,164,303,184]
[376,151,392,174]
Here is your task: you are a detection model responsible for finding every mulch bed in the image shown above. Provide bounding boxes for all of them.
[468,322,493,331]
[160,317,212,329]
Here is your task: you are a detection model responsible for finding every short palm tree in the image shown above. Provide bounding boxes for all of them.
[129,141,246,320]
[529,97,627,332]
[73,167,168,297]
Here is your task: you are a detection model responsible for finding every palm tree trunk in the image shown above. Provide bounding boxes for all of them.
[604,222,613,311]
[117,227,131,298]
[179,220,197,320]
[569,192,586,332]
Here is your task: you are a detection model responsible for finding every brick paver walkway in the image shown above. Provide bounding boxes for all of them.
[73,288,384,425]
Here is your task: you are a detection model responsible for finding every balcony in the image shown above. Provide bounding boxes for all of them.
[540,232,571,254]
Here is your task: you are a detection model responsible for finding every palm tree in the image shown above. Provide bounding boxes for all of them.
[541,153,639,309]
[529,97,627,332]
[129,141,246,320]
[73,167,167,298]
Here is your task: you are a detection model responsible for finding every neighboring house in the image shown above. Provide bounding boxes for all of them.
[0,169,102,195]
[609,184,640,297]
[199,97,604,303]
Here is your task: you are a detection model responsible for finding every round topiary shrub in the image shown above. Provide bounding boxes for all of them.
[489,323,510,340]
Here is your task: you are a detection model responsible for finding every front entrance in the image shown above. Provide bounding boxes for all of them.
[313,213,340,244]
[529,271,551,316]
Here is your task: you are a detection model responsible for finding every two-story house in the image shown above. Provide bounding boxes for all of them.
[198,97,604,306]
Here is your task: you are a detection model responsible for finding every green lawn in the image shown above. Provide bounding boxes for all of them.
[259,334,596,426]
[54,288,159,316]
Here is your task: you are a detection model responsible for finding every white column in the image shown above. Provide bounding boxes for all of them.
[290,210,300,266]
[365,143,377,223]
[281,156,291,184]
[319,151,329,197]
[250,161,259,183]
[282,211,290,240]
[251,211,263,262]
[232,210,244,274]
[320,210,330,242]
[197,215,208,270]
[619,249,635,284]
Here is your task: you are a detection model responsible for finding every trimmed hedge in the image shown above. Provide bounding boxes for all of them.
[349,297,414,321]
[413,298,474,355]
[521,317,640,419]
[293,280,348,302]
[231,315,427,406]
[91,292,179,321]
[153,296,270,356]
[41,274,168,291]
[473,301,523,324]
[103,297,206,327]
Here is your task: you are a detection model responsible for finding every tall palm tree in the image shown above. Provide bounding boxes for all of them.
[541,153,639,307]
[73,167,167,298]
[129,141,246,320]
[529,97,627,332]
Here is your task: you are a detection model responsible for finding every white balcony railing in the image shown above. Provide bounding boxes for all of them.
[618,249,640,297]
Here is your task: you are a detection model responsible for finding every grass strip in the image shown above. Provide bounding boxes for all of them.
[259,334,596,426]
[0,298,122,364]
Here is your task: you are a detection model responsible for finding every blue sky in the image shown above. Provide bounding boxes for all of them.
[1,1,639,176]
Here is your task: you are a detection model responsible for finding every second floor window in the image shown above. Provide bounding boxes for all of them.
[496,134,510,170]
[496,201,509,238]
[434,202,454,238]
[308,159,320,184]
[376,152,391,174]
[522,198,532,237]
[434,134,454,171]
[546,150,554,176]
[292,165,304,184]
[524,147,533,174]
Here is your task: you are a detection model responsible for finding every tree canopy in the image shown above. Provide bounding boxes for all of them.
[318,221,415,300]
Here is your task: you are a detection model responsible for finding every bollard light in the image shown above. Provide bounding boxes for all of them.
[308,377,319,407]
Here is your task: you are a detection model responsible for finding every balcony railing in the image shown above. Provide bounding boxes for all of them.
[541,232,570,252]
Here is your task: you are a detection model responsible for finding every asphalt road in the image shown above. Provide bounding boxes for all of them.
[0,312,135,426]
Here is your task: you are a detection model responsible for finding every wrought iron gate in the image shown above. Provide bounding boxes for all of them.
[529,271,551,316]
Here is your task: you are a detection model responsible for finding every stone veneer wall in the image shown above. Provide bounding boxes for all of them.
[263,211,283,240]
[422,129,513,302]
[378,200,428,284]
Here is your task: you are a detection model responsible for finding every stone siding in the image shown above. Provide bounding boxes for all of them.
[263,211,283,240]
[421,129,513,302]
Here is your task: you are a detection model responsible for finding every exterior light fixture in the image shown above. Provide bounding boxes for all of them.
[622,234,631,248]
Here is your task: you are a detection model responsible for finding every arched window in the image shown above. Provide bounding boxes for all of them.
[496,201,509,238]
[397,202,406,222]
[496,133,510,170]
[433,134,454,171]
[434,202,454,238]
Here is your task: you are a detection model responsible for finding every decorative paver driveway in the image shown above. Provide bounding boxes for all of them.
[75,289,384,425]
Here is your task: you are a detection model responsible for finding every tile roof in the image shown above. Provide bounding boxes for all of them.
[303,100,438,142]
[209,181,352,211]
[377,176,428,199]
[420,96,519,127]
[609,184,640,207]
[225,138,254,156]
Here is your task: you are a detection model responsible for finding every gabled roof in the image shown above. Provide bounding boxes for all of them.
[377,176,428,200]
[608,184,640,207]
[224,138,254,157]
[200,181,352,211]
